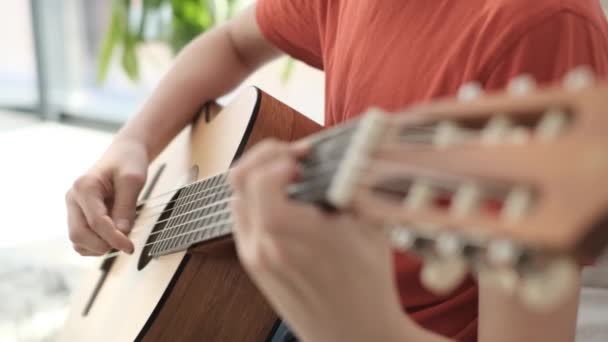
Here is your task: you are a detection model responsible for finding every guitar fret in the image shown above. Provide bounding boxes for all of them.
[175,182,207,247]
[150,173,236,256]
[176,182,206,249]
[162,183,200,253]
[153,184,196,255]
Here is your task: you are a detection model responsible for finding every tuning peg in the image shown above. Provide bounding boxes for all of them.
[457,82,483,102]
[563,66,595,91]
[436,233,464,258]
[433,120,468,147]
[501,187,533,222]
[405,180,435,210]
[421,255,468,295]
[507,127,531,145]
[474,240,523,294]
[451,182,481,217]
[487,239,522,265]
[389,226,417,251]
[535,108,568,141]
[508,74,536,96]
[481,115,512,145]
[419,233,470,294]
[518,257,579,311]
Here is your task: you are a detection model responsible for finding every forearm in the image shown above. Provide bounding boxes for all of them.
[114,6,278,159]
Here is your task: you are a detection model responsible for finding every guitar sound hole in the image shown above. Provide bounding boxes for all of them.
[137,189,184,270]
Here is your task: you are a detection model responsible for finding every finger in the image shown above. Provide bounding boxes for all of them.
[230,198,251,236]
[230,139,308,194]
[66,194,112,254]
[74,187,134,254]
[73,244,99,257]
[111,170,146,234]
[246,158,300,231]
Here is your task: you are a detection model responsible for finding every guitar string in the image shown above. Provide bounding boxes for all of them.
[128,159,343,241]
[135,181,229,217]
[126,159,343,234]
[133,129,361,216]
[106,166,386,260]
[133,171,228,209]
[118,138,460,246]
[130,147,348,223]
[106,169,396,260]
[103,219,235,259]
[128,116,364,210]
[104,171,345,259]
[125,165,339,238]
[127,122,452,214]
[130,201,234,238]
[104,125,456,259]
[131,159,341,226]
[135,183,230,221]
[128,134,455,225]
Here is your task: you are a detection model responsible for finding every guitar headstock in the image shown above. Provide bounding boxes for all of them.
[317,68,608,310]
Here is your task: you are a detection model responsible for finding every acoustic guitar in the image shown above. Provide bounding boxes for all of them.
[61,69,608,341]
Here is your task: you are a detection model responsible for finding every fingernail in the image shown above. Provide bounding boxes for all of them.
[116,219,130,233]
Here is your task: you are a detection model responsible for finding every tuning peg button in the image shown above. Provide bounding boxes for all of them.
[389,226,417,251]
[535,108,568,141]
[481,115,512,145]
[508,75,537,96]
[487,239,522,266]
[451,183,481,217]
[421,256,468,295]
[502,187,533,222]
[563,66,595,91]
[457,82,483,102]
[518,257,579,311]
[436,233,464,258]
[434,120,467,147]
[405,181,434,210]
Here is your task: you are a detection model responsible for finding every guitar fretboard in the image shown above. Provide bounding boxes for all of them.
[148,172,233,257]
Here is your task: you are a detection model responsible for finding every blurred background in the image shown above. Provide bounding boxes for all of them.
[0,1,607,341]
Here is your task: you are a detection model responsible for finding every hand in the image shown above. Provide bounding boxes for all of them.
[229,140,420,342]
[66,139,148,256]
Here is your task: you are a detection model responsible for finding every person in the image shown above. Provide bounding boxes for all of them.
[65,0,608,341]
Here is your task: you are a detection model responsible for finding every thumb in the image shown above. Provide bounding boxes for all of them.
[111,170,146,233]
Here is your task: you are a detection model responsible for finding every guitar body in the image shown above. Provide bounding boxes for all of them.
[61,87,321,341]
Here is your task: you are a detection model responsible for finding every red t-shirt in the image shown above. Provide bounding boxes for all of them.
[256,0,608,340]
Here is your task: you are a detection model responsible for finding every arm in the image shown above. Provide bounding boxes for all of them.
[117,5,281,160]
[67,4,282,255]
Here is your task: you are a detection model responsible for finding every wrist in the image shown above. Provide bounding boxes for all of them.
[112,130,152,160]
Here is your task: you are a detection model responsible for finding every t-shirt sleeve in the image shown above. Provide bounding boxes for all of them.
[483,11,608,90]
[256,0,326,69]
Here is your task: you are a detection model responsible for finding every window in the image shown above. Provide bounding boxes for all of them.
[0,1,324,126]
[0,1,37,109]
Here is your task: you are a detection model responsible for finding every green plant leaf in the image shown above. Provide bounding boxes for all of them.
[121,33,140,81]
[281,58,295,84]
[96,1,126,83]
[226,0,238,18]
